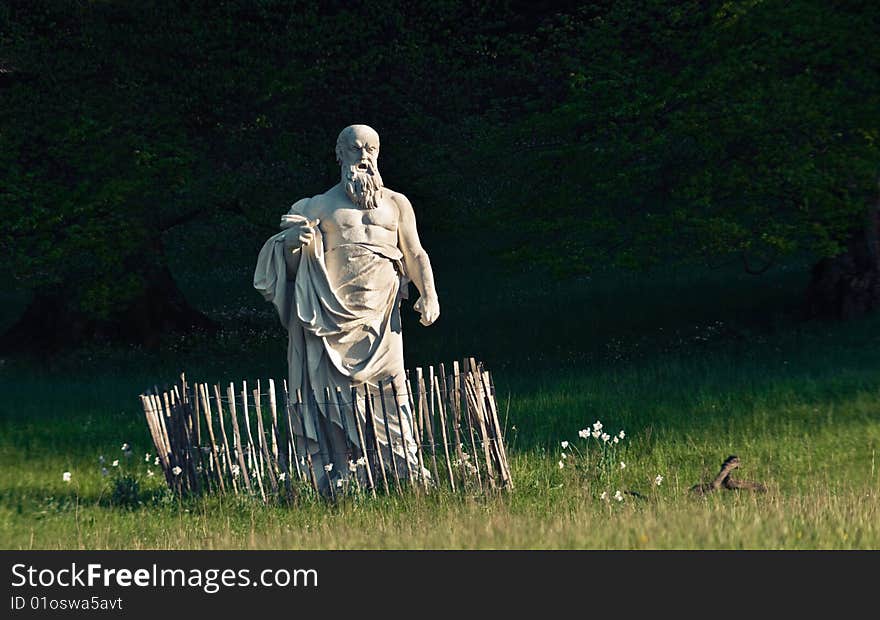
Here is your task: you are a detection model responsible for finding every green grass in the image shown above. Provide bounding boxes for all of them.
[1,227,879,549]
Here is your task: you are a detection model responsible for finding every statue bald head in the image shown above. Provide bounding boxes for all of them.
[336,124,383,210]
[335,125,380,164]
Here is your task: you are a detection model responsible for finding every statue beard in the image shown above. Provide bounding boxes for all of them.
[343,162,384,210]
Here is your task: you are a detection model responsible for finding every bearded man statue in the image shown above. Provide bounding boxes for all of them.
[254,125,440,491]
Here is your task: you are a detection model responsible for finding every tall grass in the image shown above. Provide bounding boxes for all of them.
[1,224,879,549]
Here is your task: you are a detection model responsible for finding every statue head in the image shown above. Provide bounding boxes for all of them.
[336,124,383,209]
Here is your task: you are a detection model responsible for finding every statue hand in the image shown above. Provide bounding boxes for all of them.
[280,215,320,246]
[413,294,440,326]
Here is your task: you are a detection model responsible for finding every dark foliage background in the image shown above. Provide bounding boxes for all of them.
[1,0,878,347]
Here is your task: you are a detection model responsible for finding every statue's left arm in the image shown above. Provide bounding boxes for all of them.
[395,193,440,326]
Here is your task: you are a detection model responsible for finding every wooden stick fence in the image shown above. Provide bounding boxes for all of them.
[138,358,513,502]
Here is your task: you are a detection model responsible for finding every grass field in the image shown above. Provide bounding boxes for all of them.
[1,224,879,549]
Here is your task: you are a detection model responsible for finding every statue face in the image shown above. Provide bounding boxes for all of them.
[336,125,383,209]
[338,126,380,171]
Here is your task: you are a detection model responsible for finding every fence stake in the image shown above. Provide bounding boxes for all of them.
[350,386,376,495]
[241,381,266,502]
[281,380,304,483]
[198,383,226,493]
[269,379,293,501]
[432,373,456,491]
[364,384,390,495]
[212,384,238,493]
[391,378,416,490]
[295,389,320,494]
[253,383,279,495]
[377,379,402,494]
[227,383,253,494]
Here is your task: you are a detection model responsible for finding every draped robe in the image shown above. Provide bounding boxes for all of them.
[254,215,419,485]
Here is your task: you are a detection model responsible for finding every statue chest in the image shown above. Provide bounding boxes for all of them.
[323,200,398,235]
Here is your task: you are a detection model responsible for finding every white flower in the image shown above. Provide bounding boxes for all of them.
[613,436,619,444]
[592,430,600,439]
[153,457,160,466]
[618,430,625,439]
[112,459,119,467]
[557,460,564,469]
[614,490,623,502]
[578,429,589,439]
[561,452,567,459]
[600,491,608,501]
[121,443,130,451]
[172,466,182,476]
[348,460,357,472]
[593,420,603,431]
[278,472,287,481]
[336,478,344,488]
[147,469,155,477]
[601,433,610,443]
[654,475,663,486]
[561,441,569,449]
[101,467,109,477]
[356,456,367,466]
[323,463,334,472]
[231,464,241,477]
[62,471,72,482]
[145,453,151,462]
[620,461,626,469]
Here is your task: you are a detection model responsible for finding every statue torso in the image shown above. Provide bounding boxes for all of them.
[307,185,400,252]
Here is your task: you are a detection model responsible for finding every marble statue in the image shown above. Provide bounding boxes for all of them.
[254,125,439,490]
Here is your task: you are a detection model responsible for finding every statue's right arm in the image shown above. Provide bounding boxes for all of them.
[282,198,311,278]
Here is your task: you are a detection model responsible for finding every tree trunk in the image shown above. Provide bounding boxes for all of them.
[806,187,880,319]
[1,264,216,352]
